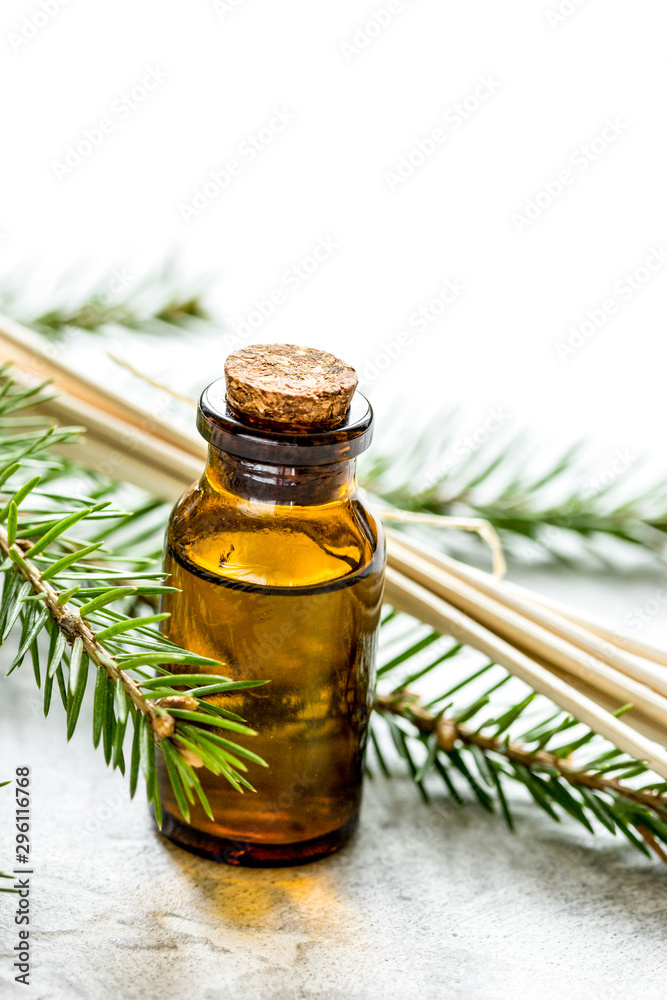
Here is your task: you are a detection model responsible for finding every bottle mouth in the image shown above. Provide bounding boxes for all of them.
[198,379,374,467]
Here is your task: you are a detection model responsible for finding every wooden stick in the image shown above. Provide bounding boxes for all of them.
[385,528,667,697]
[530,659,667,748]
[64,435,198,504]
[398,529,667,669]
[0,331,202,501]
[0,313,206,462]
[384,566,667,779]
[521,588,667,670]
[107,350,198,407]
[393,529,667,671]
[387,535,667,732]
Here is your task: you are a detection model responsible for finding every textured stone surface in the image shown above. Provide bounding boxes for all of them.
[1,569,667,1000]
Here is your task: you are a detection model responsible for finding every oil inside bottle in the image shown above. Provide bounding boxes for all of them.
[157,480,384,865]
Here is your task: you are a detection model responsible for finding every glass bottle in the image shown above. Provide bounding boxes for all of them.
[156,348,385,866]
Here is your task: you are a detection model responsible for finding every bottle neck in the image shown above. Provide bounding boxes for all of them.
[204,446,357,505]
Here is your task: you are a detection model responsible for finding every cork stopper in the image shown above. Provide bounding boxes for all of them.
[224,344,358,430]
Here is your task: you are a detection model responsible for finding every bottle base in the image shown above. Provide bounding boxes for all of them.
[155,810,359,867]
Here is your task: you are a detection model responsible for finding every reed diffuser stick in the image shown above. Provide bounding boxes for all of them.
[386,528,667,699]
[384,566,667,779]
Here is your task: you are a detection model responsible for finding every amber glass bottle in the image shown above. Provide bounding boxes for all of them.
[157,346,385,866]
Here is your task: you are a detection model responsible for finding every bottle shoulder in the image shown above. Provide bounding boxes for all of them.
[167,479,385,589]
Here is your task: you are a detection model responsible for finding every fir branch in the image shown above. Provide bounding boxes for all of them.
[32,291,208,336]
[373,621,667,862]
[0,521,158,724]
[1,262,210,337]
[0,367,265,825]
[376,690,667,820]
[363,430,667,564]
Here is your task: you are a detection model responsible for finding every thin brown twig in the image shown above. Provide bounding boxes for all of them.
[636,826,667,864]
[375,689,667,816]
[0,523,161,728]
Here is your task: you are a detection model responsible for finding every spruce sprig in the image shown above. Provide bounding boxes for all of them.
[363,430,667,564]
[1,261,210,337]
[0,367,266,825]
[372,614,667,862]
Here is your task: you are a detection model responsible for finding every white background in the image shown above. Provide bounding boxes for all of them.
[1,0,665,471]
